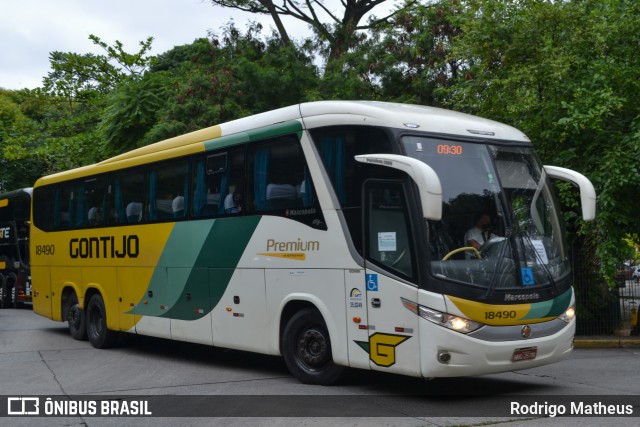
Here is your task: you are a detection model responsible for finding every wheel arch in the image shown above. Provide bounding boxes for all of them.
[60,283,83,321]
[84,284,121,332]
[278,295,348,366]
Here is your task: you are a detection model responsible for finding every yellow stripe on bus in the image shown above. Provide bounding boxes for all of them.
[447,295,555,326]
[0,199,8,208]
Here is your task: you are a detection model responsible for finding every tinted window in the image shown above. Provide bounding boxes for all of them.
[149,159,189,221]
[246,136,325,229]
[192,147,245,217]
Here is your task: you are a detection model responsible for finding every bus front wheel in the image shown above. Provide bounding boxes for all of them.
[282,308,344,385]
[86,293,119,349]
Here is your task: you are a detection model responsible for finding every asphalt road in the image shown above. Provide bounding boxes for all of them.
[1,308,639,427]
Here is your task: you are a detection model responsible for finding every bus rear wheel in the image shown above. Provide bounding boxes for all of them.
[282,308,344,385]
[0,274,13,309]
[67,292,87,341]
[86,293,119,349]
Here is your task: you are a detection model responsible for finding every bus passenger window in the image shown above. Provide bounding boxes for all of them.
[149,159,189,221]
[244,136,324,228]
[84,177,108,228]
[110,169,145,225]
[192,148,245,217]
[249,138,315,212]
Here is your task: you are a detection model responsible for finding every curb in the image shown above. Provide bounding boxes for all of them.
[574,338,640,349]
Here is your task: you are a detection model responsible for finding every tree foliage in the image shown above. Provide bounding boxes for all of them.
[439,0,640,285]
[207,0,410,64]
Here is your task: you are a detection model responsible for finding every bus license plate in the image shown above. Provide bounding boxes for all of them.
[512,346,537,362]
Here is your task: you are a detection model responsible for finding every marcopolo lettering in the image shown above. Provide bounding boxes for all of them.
[70,235,139,259]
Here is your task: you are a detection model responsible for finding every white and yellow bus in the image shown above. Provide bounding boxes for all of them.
[31,101,596,384]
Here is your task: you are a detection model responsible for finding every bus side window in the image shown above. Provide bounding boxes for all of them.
[33,186,55,231]
[85,177,108,228]
[110,169,145,225]
[248,137,315,212]
[192,147,245,218]
[149,159,189,221]
[58,184,75,229]
[310,126,396,253]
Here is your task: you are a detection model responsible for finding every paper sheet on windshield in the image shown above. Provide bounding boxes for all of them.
[378,232,397,252]
[531,239,549,264]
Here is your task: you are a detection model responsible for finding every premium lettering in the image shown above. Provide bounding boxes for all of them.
[266,238,319,252]
[69,235,139,259]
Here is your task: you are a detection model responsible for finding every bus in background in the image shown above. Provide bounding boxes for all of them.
[0,188,33,308]
[30,101,596,384]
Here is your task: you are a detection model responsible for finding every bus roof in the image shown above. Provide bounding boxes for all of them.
[35,101,530,186]
[0,187,32,200]
[102,101,529,164]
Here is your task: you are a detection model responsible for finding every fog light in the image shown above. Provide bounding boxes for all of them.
[437,351,451,364]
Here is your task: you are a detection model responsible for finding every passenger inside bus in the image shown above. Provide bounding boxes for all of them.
[172,196,185,218]
[126,202,142,223]
[223,187,243,214]
[87,207,102,226]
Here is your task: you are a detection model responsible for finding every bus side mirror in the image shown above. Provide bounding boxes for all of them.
[355,154,442,220]
[544,165,596,221]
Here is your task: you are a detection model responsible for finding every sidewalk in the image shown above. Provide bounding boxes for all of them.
[574,335,640,348]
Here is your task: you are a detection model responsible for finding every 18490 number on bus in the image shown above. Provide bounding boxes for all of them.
[35,244,55,255]
[485,310,517,320]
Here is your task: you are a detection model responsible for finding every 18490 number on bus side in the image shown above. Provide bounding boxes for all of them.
[35,245,55,255]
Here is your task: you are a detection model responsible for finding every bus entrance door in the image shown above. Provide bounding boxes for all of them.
[362,180,420,377]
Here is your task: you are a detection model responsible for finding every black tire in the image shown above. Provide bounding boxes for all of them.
[86,293,119,348]
[1,275,14,309]
[67,292,87,341]
[8,273,23,309]
[281,308,344,385]
[0,274,7,309]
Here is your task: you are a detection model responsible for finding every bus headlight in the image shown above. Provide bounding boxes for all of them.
[558,305,576,323]
[417,305,483,334]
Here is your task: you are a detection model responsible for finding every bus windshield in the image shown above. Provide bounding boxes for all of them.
[402,136,570,293]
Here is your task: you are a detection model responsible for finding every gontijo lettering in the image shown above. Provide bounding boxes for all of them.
[69,235,139,259]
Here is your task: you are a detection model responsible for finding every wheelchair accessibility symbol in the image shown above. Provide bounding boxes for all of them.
[520,268,535,286]
[366,274,379,291]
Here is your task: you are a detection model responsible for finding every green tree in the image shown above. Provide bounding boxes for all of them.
[207,0,410,65]
[0,89,50,191]
[142,23,319,143]
[98,72,172,154]
[441,0,640,286]
[343,0,464,104]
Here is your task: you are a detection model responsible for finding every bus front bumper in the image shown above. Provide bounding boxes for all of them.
[420,317,575,378]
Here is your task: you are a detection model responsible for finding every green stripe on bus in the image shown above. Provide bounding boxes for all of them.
[130,216,261,320]
[202,121,303,151]
[522,288,572,320]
